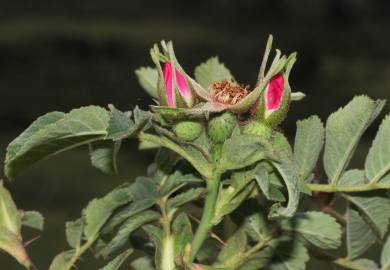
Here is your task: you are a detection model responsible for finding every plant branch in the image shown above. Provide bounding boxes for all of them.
[307,183,390,192]
[189,172,221,262]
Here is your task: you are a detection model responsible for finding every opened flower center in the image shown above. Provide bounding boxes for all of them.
[211,80,249,105]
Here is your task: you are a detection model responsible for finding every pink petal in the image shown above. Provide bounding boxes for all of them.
[266,74,284,110]
[175,68,190,98]
[163,62,175,107]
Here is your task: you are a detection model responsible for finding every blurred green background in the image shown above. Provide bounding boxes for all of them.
[0,0,389,269]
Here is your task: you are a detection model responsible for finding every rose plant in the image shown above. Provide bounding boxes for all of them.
[1,35,390,270]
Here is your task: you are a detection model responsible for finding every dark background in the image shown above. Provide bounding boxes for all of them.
[0,0,389,269]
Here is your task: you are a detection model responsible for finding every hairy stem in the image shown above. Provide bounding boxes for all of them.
[307,183,390,192]
[189,172,221,262]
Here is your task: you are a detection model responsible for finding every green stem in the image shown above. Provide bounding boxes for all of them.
[189,172,221,262]
[307,183,390,192]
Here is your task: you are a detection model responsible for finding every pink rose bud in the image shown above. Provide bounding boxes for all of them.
[161,62,192,108]
[151,42,195,108]
[252,73,291,127]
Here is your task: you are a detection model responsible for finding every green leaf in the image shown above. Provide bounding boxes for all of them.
[293,115,324,181]
[0,225,33,269]
[339,169,367,186]
[102,198,156,234]
[269,154,300,219]
[142,225,163,269]
[291,92,306,101]
[268,237,309,270]
[344,192,390,239]
[166,187,205,211]
[353,259,378,269]
[49,250,75,270]
[84,185,132,241]
[212,169,256,226]
[99,249,133,270]
[20,211,44,231]
[195,238,220,264]
[217,229,247,267]
[194,57,232,89]
[89,140,121,174]
[159,172,202,197]
[0,182,21,234]
[96,210,159,257]
[254,165,285,202]
[242,210,269,242]
[254,165,269,197]
[135,66,158,98]
[219,134,272,171]
[281,211,342,250]
[139,133,214,178]
[5,106,110,180]
[324,96,385,184]
[238,251,271,270]
[213,184,255,226]
[66,218,84,249]
[382,235,390,269]
[106,105,150,141]
[131,256,155,270]
[5,111,65,162]
[130,177,158,201]
[172,213,193,258]
[347,204,376,259]
[365,115,390,183]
